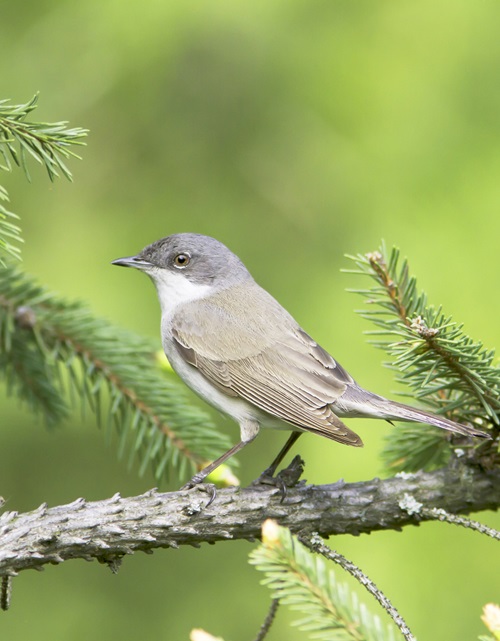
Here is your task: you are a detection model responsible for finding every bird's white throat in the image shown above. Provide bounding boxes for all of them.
[148,268,212,318]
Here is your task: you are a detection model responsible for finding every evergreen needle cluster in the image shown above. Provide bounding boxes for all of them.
[0,265,233,483]
[0,94,235,486]
[0,95,87,182]
[250,521,396,641]
[0,94,88,265]
[0,184,21,266]
[345,246,499,471]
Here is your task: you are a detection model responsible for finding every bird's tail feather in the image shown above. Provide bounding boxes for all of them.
[374,398,490,439]
[339,385,491,439]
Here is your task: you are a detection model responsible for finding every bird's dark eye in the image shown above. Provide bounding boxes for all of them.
[173,252,190,268]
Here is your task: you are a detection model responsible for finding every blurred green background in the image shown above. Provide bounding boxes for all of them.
[1,0,500,639]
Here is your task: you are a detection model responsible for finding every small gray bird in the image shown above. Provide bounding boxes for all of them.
[113,233,489,488]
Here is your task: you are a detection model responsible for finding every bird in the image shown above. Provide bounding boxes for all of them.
[112,233,490,489]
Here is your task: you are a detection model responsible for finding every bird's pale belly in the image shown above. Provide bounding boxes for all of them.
[161,331,297,437]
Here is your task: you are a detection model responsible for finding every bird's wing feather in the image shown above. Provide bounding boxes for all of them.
[172,286,362,446]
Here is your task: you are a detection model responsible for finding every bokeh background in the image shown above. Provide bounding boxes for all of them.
[1,1,500,639]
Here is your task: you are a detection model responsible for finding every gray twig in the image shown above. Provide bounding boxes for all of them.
[299,532,416,641]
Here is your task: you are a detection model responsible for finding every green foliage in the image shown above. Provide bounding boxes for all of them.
[0,181,21,266]
[250,521,397,641]
[0,95,87,182]
[0,265,234,484]
[381,425,450,473]
[345,246,499,472]
[0,93,235,487]
[0,95,87,265]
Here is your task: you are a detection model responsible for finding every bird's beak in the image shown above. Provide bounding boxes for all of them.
[111,255,153,270]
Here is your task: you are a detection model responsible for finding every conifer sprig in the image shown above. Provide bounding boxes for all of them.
[0,95,87,264]
[0,95,87,181]
[345,246,499,471]
[0,265,233,484]
[0,186,21,266]
[298,532,415,641]
[250,520,398,641]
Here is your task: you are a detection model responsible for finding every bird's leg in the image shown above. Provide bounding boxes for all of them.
[181,421,259,506]
[255,432,302,483]
[182,439,251,489]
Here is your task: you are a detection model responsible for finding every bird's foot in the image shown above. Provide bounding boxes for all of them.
[180,478,217,508]
[277,455,305,487]
[252,455,305,502]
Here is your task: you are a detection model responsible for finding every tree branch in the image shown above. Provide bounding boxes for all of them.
[1,463,499,578]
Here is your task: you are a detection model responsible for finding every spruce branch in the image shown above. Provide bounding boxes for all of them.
[0,265,233,484]
[0,185,22,266]
[399,494,500,540]
[0,94,87,265]
[298,532,414,641]
[0,95,87,182]
[0,95,87,266]
[249,520,398,641]
[345,245,499,472]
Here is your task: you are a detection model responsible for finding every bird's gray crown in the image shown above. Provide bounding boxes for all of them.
[137,233,252,287]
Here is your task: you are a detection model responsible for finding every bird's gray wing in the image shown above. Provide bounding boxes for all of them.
[171,289,362,447]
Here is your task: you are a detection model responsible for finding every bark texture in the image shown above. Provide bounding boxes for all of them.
[1,463,499,577]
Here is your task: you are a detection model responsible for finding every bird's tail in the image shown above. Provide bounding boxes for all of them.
[340,387,491,439]
[372,397,490,439]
